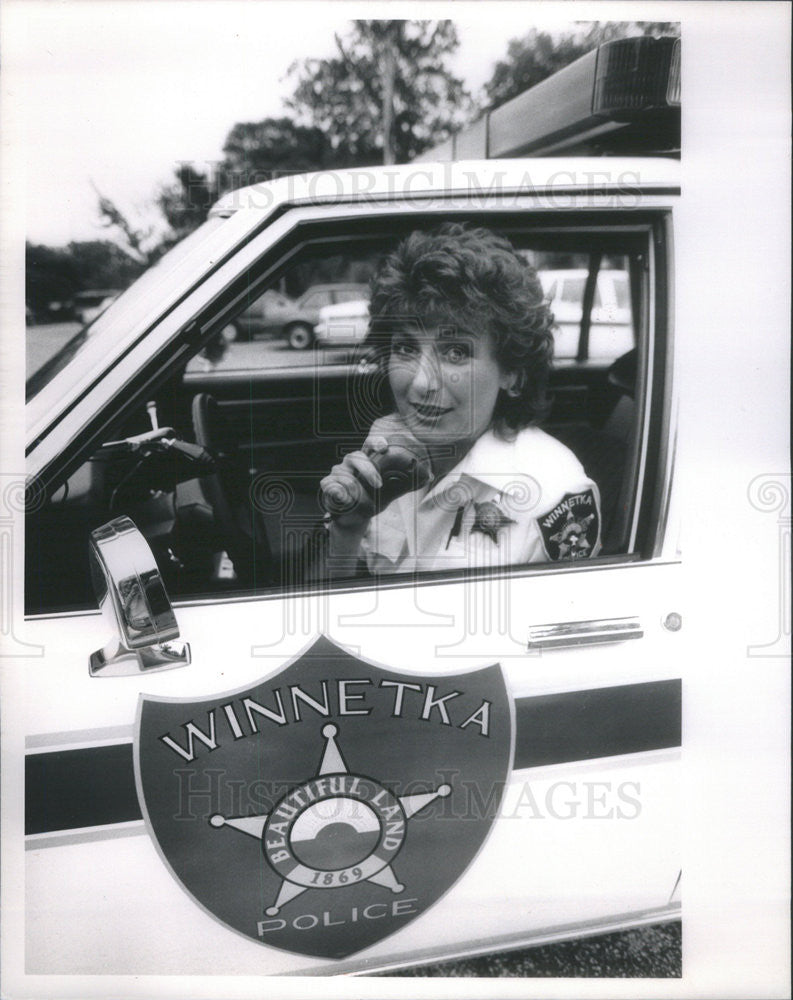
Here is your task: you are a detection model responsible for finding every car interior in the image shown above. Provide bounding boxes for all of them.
[26,212,667,615]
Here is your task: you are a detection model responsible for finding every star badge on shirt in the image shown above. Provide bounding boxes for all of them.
[470,500,516,544]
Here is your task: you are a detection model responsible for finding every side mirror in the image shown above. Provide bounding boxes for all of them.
[89,515,191,677]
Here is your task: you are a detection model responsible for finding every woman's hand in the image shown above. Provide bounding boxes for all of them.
[319,438,389,531]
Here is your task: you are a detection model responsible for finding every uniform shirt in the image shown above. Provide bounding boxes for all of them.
[360,426,601,575]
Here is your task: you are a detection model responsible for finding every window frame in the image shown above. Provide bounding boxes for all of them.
[25,201,676,616]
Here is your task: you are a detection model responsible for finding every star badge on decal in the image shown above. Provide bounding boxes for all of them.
[210,723,451,916]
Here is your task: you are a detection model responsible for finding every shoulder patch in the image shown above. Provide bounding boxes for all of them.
[537,488,600,561]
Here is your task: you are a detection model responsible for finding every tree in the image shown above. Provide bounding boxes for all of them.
[286,20,473,165]
[90,21,473,253]
[25,244,79,316]
[25,240,144,317]
[483,22,680,109]
[94,163,218,263]
[94,184,158,264]
[221,118,345,185]
[156,163,222,247]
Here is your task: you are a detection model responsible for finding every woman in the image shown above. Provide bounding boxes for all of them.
[319,223,601,577]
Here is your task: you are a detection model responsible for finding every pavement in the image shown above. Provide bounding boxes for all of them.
[25,322,81,379]
[26,323,355,382]
[388,921,681,977]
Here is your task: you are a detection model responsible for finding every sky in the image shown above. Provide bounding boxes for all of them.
[2,0,606,248]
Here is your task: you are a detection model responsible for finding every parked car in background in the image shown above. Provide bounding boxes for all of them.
[539,269,633,361]
[220,283,370,348]
[282,283,370,349]
[313,297,370,347]
[72,289,122,325]
[308,270,634,360]
[312,270,634,362]
[219,288,296,342]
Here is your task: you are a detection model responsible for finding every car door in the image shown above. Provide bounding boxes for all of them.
[18,161,682,978]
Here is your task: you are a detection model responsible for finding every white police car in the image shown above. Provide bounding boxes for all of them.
[6,31,787,992]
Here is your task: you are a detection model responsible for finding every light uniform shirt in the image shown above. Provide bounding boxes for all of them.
[360,426,601,575]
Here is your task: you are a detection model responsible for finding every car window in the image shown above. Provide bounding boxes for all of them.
[335,288,369,304]
[301,291,331,309]
[613,273,630,310]
[560,276,602,308]
[537,262,635,362]
[26,216,664,615]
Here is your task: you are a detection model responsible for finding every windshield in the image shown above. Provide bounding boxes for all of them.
[26,217,227,400]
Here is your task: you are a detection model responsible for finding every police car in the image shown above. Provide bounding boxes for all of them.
[8,34,720,981]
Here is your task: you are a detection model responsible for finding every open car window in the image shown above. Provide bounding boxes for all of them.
[25,211,667,615]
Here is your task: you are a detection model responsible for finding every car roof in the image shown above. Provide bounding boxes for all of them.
[317,298,370,316]
[540,269,628,279]
[301,283,369,293]
[73,288,121,299]
[210,158,681,220]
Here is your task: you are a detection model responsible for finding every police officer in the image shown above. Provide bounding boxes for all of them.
[319,224,601,576]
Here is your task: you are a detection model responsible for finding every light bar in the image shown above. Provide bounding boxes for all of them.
[414,36,680,162]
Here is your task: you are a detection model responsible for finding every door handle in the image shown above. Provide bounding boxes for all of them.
[527,616,643,651]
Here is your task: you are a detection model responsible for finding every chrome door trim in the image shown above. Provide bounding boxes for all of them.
[527,616,643,650]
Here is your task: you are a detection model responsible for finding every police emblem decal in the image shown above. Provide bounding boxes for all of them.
[135,636,511,959]
[537,489,601,560]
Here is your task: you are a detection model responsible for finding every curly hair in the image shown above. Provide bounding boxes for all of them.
[363,223,554,436]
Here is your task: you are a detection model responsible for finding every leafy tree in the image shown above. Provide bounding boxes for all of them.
[89,20,472,253]
[25,244,79,316]
[26,240,144,317]
[93,184,158,264]
[286,20,473,165]
[156,163,222,249]
[220,117,344,185]
[484,22,680,108]
[94,163,218,263]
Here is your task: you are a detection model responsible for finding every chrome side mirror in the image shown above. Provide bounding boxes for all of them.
[89,515,191,677]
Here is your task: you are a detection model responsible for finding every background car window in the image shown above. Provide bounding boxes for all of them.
[301,291,330,309]
[335,288,369,304]
[561,277,601,307]
[533,259,634,362]
[613,274,629,310]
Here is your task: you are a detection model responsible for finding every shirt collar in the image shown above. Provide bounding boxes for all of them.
[423,428,521,505]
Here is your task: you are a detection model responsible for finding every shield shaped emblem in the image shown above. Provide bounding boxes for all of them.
[135,635,512,959]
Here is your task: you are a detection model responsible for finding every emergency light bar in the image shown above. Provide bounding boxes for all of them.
[415,36,681,162]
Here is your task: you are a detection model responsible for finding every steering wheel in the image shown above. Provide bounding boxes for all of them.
[190,392,273,586]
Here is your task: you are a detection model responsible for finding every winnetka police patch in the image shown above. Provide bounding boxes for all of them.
[134,635,511,960]
[537,488,601,561]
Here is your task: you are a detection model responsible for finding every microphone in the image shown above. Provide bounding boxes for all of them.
[362,414,433,512]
